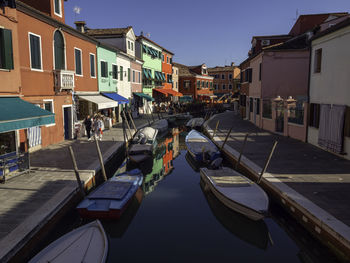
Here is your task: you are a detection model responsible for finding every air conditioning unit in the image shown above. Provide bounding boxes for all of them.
[261,39,270,46]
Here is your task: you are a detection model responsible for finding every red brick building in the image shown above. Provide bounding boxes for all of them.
[173,62,214,101]
[208,63,240,98]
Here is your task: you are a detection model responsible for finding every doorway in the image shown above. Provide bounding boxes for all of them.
[63,106,72,139]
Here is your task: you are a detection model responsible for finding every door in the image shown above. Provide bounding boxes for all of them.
[253,99,257,125]
[63,107,72,139]
[275,102,284,133]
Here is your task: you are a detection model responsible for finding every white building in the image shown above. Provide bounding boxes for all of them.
[308,18,350,159]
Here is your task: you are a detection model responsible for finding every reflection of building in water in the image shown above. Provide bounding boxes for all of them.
[172,128,180,159]
[162,136,174,175]
[143,145,164,195]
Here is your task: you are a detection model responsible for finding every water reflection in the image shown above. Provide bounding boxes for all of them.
[200,178,270,250]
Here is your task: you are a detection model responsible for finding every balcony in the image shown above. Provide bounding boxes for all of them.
[53,70,75,92]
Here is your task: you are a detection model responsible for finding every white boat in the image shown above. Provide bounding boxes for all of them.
[200,167,269,221]
[129,127,158,163]
[186,117,204,128]
[152,119,168,133]
[132,126,158,145]
[29,220,108,263]
[185,129,221,163]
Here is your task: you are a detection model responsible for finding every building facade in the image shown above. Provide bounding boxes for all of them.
[308,19,350,159]
[208,63,240,98]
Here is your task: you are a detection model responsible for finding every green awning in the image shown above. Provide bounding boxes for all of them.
[154,71,160,81]
[179,95,193,102]
[134,92,154,101]
[161,73,166,81]
[0,97,55,133]
[143,68,149,79]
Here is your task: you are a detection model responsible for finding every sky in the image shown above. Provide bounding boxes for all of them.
[64,0,350,67]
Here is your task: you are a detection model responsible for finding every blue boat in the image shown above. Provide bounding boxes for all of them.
[77,169,143,219]
[185,130,221,163]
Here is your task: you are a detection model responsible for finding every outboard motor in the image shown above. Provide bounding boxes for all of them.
[210,157,223,170]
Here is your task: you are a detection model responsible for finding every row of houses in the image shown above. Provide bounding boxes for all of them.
[0,0,180,159]
[238,12,350,160]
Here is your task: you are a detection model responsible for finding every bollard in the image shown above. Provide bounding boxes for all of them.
[257,140,278,184]
[68,146,86,197]
[213,120,220,138]
[94,135,108,182]
[220,126,233,151]
[235,133,249,170]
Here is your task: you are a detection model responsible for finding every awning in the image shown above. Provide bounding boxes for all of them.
[134,92,154,101]
[179,95,193,102]
[198,94,217,98]
[154,88,169,96]
[161,73,166,81]
[102,92,129,104]
[166,89,183,97]
[78,95,118,109]
[0,97,55,133]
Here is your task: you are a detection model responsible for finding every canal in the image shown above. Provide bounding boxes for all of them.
[27,125,339,263]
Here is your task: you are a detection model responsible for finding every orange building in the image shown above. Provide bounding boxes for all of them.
[161,50,173,90]
[16,0,99,149]
[162,136,173,175]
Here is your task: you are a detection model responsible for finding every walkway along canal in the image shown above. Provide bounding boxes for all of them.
[22,124,339,263]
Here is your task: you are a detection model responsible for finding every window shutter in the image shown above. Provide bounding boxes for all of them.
[128,68,130,82]
[120,66,123,80]
[2,29,14,70]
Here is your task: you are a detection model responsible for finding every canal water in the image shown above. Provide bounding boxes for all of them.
[27,125,339,263]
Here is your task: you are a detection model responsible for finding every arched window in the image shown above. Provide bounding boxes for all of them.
[54,30,65,70]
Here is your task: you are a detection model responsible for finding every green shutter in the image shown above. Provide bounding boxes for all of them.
[30,34,41,70]
[120,66,123,80]
[2,29,14,70]
[128,68,130,82]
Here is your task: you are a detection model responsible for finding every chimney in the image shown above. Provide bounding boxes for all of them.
[140,31,144,36]
[74,21,86,33]
[231,62,235,67]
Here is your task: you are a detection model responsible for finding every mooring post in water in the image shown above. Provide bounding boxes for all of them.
[94,135,107,182]
[235,133,249,170]
[157,112,161,120]
[220,126,233,151]
[213,120,220,138]
[257,140,278,184]
[122,110,133,138]
[128,109,137,132]
[68,146,85,197]
[122,119,129,157]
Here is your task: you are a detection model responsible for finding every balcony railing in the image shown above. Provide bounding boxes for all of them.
[54,70,75,92]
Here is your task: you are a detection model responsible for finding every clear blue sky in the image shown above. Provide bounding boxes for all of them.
[64,0,349,67]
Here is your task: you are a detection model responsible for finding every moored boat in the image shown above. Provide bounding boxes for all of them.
[29,220,108,263]
[185,117,204,129]
[200,167,269,221]
[185,129,221,163]
[129,127,158,164]
[77,169,143,219]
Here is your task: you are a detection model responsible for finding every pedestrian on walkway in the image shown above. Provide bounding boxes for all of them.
[83,115,92,140]
[93,116,103,141]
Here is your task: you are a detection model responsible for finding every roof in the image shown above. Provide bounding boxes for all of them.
[136,35,174,55]
[312,17,350,41]
[251,34,291,42]
[208,65,238,73]
[263,33,310,51]
[86,27,132,37]
[173,62,213,78]
[289,13,349,36]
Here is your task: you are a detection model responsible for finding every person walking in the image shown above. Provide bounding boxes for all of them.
[93,116,103,141]
[83,115,92,141]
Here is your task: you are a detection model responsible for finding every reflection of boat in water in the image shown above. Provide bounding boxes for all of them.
[102,187,144,238]
[185,151,201,172]
[200,179,270,250]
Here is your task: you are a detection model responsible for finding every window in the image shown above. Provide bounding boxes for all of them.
[167,57,169,63]
[167,74,172,83]
[314,48,322,73]
[222,84,226,90]
[112,64,118,79]
[128,68,131,82]
[249,97,253,112]
[206,81,209,88]
[176,82,178,89]
[170,58,172,64]
[90,54,96,77]
[309,103,320,128]
[0,28,14,70]
[259,63,262,81]
[131,42,134,51]
[29,33,42,70]
[229,84,232,90]
[256,98,260,115]
[202,81,205,88]
[197,80,200,89]
[184,80,190,89]
[100,61,108,78]
[240,71,244,83]
[221,74,225,79]
[43,100,53,113]
[132,70,135,82]
[162,54,164,62]
[263,99,272,119]
[248,68,252,83]
[229,74,232,79]
[214,84,217,90]
[138,71,141,83]
[74,48,82,76]
[210,82,213,89]
[128,41,130,50]
[54,0,61,16]
[53,30,65,70]
[120,66,123,80]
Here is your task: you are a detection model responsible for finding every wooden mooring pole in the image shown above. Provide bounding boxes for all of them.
[213,120,220,138]
[257,140,278,184]
[122,110,133,138]
[128,109,137,132]
[68,146,85,197]
[235,133,249,170]
[220,126,233,151]
[94,135,107,182]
